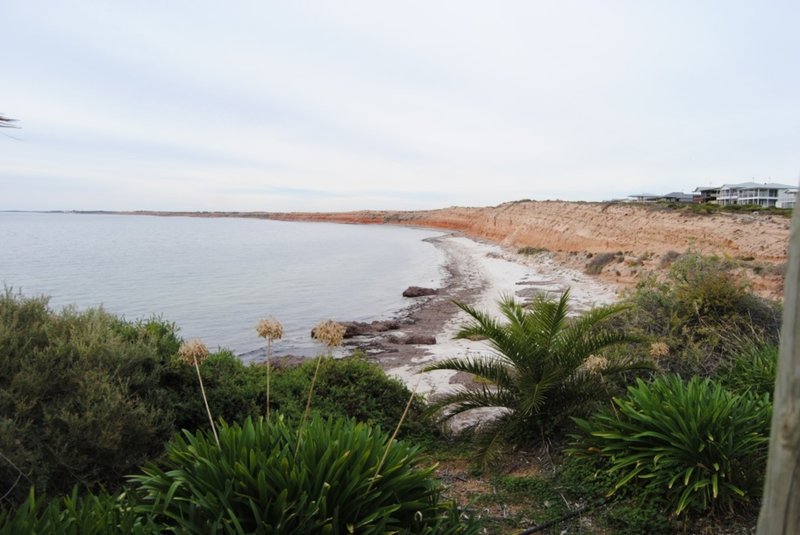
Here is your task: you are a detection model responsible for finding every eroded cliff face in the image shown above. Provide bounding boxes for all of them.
[264,201,790,298]
[266,201,790,259]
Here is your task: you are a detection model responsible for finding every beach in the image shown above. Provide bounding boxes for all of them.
[341,232,621,409]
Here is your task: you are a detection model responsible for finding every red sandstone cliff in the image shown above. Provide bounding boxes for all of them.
[261,201,790,298]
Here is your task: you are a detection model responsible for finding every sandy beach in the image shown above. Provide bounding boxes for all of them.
[341,232,621,407]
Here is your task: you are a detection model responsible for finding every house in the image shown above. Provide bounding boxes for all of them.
[628,192,692,203]
[716,182,795,207]
[692,186,720,204]
[662,191,694,203]
[777,188,798,209]
[628,193,663,203]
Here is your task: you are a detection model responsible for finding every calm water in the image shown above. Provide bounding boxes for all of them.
[0,212,446,360]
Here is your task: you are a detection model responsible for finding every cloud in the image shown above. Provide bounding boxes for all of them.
[2,0,799,210]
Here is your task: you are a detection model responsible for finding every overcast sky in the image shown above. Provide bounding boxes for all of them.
[2,1,798,212]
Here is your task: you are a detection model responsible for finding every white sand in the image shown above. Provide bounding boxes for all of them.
[386,235,620,412]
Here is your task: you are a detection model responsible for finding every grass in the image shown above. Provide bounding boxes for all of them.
[517,246,549,255]
[651,201,793,218]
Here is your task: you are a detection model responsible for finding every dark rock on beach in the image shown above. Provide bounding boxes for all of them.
[402,286,438,297]
[341,320,401,338]
[386,334,437,345]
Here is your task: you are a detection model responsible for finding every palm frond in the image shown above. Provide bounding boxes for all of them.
[529,291,571,358]
[453,299,531,364]
[425,387,517,419]
[421,356,516,388]
[453,301,508,343]
[471,414,515,468]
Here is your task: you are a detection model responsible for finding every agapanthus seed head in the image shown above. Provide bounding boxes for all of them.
[311,320,346,348]
[257,318,284,341]
[649,341,670,358]
[178,339,210,365]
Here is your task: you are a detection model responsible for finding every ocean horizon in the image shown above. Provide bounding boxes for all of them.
[0,212,447,360]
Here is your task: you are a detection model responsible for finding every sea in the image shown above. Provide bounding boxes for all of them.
[0,212,447,361]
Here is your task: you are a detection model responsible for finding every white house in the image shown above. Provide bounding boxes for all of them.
[777,188,798,209]
[716,182,795,207]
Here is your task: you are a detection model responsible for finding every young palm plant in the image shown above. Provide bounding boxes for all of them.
[423,290,645,466]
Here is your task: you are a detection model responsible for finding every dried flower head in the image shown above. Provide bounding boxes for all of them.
[257,318,284,341]
[581,355,609,375]
[178,339,210,365]
[649,341,670,359]
[311,320,346,348]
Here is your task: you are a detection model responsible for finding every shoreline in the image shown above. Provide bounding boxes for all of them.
[70,205,790,300]
[340,233,621,404]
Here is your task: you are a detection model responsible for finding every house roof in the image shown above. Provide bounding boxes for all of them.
[719,182,795,190]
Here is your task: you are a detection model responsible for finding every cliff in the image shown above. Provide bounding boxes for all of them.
[261,200,791,298]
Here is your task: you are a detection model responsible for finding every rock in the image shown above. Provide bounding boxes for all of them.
[341,321,371,338]
[402,286,438,297]
[340,320,402,338]
[386,334,436,345]
[371,320,400,332]
[405,334,437,345]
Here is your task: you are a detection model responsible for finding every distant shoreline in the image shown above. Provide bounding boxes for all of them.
[63,202,791,300]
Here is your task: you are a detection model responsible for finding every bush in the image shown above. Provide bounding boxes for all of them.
[585,252,617,274]
[164,349,268,433]
[517,246,548,255]
[0,291,179,503]
[658,250,681,269]
[0,290,434,505]
[131,416,478,534]
[0,487,157,535]
[270,354,434,439]
[718,341,778,398]
[165,352,435,441]
[621,252,781,375]
[569,375,771,515]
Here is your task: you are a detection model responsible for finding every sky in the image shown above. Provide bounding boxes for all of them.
[2,1,798,212]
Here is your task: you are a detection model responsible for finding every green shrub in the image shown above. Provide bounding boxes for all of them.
[718,341,778,398]
[0,487,157,535]
[621,252,781,376]
[0,291,179,503]
[517,246,548,255]
[131,416,478,534]
[600,496,672,535]
[271,354,434,439]
[164,349,268,433]
[556,455,674,535]
[165,352,435,442]
[569,375,771,515]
